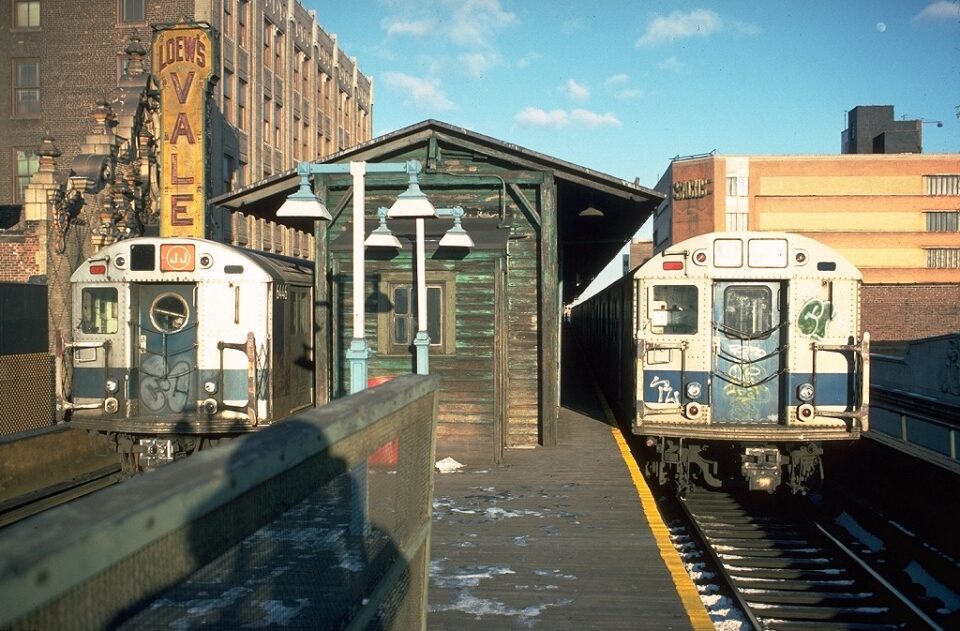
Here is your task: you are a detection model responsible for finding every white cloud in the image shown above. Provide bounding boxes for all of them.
[605,73,630,86]
[514,107,621,129]
[914,1,959,21]
[616,88,642,100]
[636,9,725,46]
[447,0,516,47]
[571,109,622,128]
[516,52,541,69]
[563,79,590,102]
[515,107,568,128]
[382,18,436,37]
[381,72,455,110]
[658,56,687,72]
[459,51,501,79]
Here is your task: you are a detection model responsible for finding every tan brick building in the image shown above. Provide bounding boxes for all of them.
[0,0,372,207]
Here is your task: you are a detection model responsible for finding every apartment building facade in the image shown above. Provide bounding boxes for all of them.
[1,0,373,206]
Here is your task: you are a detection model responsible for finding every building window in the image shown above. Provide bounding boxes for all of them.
[263,20,272,71]
[222,68,233,125]
[292,116,300,160]
[14,148,39,202]
[925,211,960,232]
[237,0,248,48]
[237,78,248,132]
[274,29,283,74]
[924,175,960,196]
[926,248,960,269]
[274,102,282,148]
[726,176,748,196]
[377,271,457,356]
[15,0,40,28]
[222,0,233,39]
[222,154,235,192]
[13,60,40,117]
[119,0,145,23]
[263,95,271,143]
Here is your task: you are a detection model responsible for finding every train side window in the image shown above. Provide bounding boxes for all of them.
[81,287,119,334]
[724,286,772,336]
[649,285,697,335]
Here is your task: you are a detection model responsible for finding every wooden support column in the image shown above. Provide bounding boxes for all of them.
[540,173,559,446]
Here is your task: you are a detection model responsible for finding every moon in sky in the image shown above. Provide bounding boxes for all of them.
[877,22,887,32]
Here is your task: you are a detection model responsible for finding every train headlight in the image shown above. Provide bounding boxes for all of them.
[105,378,119,394]
[203,380,218,395]
[797,383,815,402]
[685,382,702,399]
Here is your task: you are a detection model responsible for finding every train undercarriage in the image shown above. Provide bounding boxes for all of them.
[644,437,826,495]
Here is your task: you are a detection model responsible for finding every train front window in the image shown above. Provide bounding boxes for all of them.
[724,286,772,337]
[81,287,119,334]
[150,293,190,333]
[649,285,698,335]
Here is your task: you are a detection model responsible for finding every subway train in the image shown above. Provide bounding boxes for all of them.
[572,232,870,494]
[57,237,314,473]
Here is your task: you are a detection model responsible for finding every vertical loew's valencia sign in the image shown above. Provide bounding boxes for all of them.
[153,24,215,238]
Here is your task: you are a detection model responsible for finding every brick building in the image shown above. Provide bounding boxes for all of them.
[0,0,372,209]
[652,122,960,341]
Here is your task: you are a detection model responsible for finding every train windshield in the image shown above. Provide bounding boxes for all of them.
[80,287,119,334]
[723,285,773,337]
[649,285,698,335]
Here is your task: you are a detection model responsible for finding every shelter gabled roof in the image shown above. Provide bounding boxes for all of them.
[211,119,664,302]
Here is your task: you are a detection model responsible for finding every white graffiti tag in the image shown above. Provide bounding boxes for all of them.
[140,355,191,412]
[649,375,680,404]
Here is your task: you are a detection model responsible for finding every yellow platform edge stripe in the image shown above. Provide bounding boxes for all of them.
[594,384,715,630]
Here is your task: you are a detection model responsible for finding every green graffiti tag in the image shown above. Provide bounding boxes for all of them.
[797,298,832,339]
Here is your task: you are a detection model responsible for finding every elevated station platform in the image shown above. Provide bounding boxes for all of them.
[429,406,708,629]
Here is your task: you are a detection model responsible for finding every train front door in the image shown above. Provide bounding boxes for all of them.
[711,281,784,424]
[136,284,198,416]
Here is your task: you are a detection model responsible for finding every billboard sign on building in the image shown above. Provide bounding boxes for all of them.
[152,24,216,238]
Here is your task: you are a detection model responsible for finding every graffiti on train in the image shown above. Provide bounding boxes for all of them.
[797,298,833,340]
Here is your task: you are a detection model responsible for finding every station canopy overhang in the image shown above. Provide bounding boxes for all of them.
[211,120,664,305]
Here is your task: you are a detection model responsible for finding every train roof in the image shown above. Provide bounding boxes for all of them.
[638,231,862,280]
[70,238,313,285]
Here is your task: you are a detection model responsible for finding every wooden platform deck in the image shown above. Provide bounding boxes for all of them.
[427,333,711,630]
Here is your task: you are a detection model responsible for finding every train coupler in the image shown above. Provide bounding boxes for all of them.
[741,446,782,493]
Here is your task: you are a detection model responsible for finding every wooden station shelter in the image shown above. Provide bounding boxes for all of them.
[212,120,662,459]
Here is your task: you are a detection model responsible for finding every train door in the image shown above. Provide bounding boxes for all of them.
[711,281,785,424]
[136,284,198,417]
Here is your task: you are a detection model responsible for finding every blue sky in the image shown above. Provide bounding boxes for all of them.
[306,0,958,187]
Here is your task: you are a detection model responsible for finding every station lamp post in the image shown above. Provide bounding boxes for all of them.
[278,159,474,388]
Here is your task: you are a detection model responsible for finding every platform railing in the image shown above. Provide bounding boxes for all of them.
[0,374,439,630]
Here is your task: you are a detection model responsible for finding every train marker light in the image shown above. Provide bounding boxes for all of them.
[685,402,702,419]
[662,261,684,271]
[797,403,815,420]
[89,263,107,275]
[693,250,707,265]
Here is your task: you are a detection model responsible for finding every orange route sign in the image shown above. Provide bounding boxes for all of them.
[160,244,196,272]
[153,24,217,238]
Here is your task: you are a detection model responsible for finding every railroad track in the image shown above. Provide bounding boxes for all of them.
[0,464,122,528]
[679,490,941,631]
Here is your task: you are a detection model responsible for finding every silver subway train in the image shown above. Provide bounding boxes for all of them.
[573,232,870,493]
[57,237,314,473]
